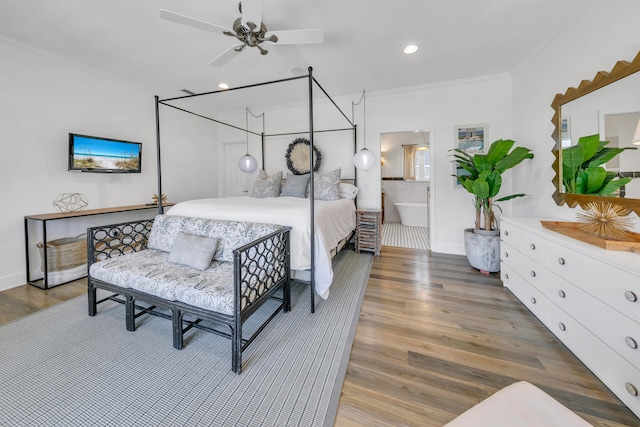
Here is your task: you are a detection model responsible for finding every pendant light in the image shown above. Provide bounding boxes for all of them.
[238,107,260,173]
[352,89,377,170]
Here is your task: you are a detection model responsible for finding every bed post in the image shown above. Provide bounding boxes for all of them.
[308,66,316,313]
[155,95,164,215]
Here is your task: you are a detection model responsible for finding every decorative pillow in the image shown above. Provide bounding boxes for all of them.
[339,183,359,199]
[251,170,282,198]
[280,173,310,198]
[168,232,218,271]
[311,168,341,201]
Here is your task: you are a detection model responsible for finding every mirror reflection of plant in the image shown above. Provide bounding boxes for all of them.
[562,134,637,195]
[452,139,534,231]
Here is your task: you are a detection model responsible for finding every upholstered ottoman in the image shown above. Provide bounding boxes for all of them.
[445,381,591,426]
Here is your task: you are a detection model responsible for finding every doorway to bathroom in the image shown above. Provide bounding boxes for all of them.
[380,129,431,250]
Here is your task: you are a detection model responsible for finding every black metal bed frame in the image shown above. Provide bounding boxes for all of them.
[87,218,292,374]
[153,67,357,313]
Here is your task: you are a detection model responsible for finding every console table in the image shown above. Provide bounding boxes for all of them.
[25,203,173,289]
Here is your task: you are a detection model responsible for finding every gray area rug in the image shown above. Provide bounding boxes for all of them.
[0,250,372,427]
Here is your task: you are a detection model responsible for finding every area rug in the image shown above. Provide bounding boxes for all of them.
[0,250,373,427]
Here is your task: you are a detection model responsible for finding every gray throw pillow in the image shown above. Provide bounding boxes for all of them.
[280,173,310,198]
[251,170,283,198]
[312,168,341,201]
[168,232,218,270]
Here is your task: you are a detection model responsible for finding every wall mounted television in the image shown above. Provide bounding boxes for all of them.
[68,133,142,173]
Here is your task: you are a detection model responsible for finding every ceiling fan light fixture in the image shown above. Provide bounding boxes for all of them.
[218,83,230,90]
[403,44,419,54]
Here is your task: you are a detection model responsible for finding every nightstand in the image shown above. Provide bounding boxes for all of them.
[356,209,382,256]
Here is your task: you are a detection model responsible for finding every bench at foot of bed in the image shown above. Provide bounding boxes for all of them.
[87,215,291,374]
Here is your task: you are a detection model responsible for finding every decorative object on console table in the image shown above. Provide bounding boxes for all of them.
[53,193,88,213]
[451,139,534,272]
[501,216,640,418]
[152,193,168,205]
[356,208,381,256]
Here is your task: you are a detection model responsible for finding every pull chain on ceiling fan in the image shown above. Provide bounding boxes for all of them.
[160,1,324,67]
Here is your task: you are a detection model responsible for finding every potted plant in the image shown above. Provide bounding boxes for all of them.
[452,139,534,272]
[562,134,636,195]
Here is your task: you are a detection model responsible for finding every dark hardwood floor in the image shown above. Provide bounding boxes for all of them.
[1,247,638,426]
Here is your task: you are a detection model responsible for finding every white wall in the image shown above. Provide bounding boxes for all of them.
[0,38,217,290]
[510,0,640,229]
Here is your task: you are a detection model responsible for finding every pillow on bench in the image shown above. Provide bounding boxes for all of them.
[168,232,218,271]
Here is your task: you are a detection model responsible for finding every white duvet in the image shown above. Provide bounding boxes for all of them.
[166,196,356,299]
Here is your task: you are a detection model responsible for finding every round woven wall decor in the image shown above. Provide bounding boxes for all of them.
[285,138,322,175]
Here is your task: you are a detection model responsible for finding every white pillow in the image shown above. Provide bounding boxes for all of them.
[168,232,218,271]
[339,183,359,199]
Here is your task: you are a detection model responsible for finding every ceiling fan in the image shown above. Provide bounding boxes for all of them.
[160,0,324,67]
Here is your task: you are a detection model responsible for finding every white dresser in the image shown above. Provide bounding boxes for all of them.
[500,217,640,418]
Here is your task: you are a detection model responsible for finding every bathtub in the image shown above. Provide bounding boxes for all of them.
[394,202,428,227]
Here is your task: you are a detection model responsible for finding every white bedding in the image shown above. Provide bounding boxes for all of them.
[166,196,356,299]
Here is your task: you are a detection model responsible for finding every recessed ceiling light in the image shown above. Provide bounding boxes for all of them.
[403,44,419,54]
[218,83,230,90]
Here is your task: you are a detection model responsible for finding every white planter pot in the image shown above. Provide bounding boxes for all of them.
[464,228,501,273]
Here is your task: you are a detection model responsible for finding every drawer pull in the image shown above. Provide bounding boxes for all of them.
[557,257,565,265]
[504,273,509,280]
[530,270,536,278]
[625,337,638,350]
[625,383,638,397]
[504,252,509,258]
[558,323,566,331]
[625,291,638,303]
[531,297,536,304]
[558,290,566,298]
[504,230,509,236]
[529,243,536,250]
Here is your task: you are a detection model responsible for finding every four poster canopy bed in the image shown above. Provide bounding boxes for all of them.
[153,67,360,313]
[86,68,363,373]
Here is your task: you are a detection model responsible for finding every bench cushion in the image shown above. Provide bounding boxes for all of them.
[89,249,238,315]
[147,215,282,262]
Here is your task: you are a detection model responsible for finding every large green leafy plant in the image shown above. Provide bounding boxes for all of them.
[562,134,637,195]
[452,139,534,231]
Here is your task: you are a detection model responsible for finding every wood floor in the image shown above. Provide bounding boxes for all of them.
[334,246,638,427]
[1,247,638,426]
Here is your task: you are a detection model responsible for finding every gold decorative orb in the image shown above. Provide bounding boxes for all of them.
[576,202,633,240]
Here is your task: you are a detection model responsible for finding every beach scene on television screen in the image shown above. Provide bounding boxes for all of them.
[74,136,140,170]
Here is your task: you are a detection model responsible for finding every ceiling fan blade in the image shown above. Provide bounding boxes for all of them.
[240,0,263,29]
[266,29,324,45]
[160,9,232,35]
[208,45,244,68]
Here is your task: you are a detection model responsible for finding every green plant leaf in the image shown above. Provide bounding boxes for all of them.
[588,146,638,167]
[485,139,514,164]
[486,171,502,198]
[472,178,490,198]
[495,193,527,202]
[598,177,632,196]
[494,147,534,173]
[562,144,585,192]
[576,134,601,162]
[575,169,589,193]
[583,166,607,193]
[472,154,492,173]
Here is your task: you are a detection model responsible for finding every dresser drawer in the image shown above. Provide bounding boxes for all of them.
[502,242,558,296]
[545,304,640,418]
[501,263,550,325]
[501,223,548,265]
[546,244,640,323]
[542,271,640,371]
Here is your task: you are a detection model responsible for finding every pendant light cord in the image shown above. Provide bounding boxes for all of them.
[351,90,366,149]
[245,107,265,154]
